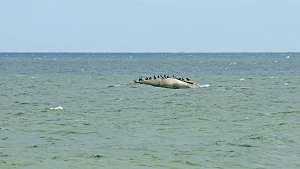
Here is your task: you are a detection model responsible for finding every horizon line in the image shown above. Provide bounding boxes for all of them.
[0,51,299,54]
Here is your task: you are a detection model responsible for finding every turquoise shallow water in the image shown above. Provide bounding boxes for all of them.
[0,53,300,168]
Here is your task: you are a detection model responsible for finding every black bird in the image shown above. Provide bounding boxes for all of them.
[172,75,176,79]
[139,77,143,81]
[164,75,166,78]
[149,77,152,80]
[167,75,170,78]
[186,78,190,81]
[153,76,156,79]
[145,77,148,80]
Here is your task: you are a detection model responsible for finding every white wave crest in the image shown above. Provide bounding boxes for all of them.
[50,106,64,110]
[200,84,210,88]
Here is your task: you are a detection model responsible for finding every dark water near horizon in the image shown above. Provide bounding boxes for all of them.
[1,53,300,168]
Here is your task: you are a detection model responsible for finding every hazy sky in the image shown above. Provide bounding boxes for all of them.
[1,0,299,52]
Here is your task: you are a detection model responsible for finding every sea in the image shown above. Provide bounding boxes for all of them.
[0,52,299,169]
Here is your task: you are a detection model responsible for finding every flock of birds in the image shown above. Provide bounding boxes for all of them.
[138,75,190,82]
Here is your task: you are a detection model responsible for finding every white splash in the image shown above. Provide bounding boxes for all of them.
[200,84,210,88]
[50,106,64,110]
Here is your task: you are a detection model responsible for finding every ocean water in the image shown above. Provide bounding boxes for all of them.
[0,53,300,169]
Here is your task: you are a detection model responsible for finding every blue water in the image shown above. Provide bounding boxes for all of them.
[1,53,300,168]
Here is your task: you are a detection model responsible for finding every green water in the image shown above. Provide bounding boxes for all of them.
[1,53,300,168]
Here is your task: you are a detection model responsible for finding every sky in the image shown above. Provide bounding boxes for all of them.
[0,0,299,52]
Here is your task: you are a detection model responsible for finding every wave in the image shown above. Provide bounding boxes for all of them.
[200,84,210,88]
[49,106,64,110]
